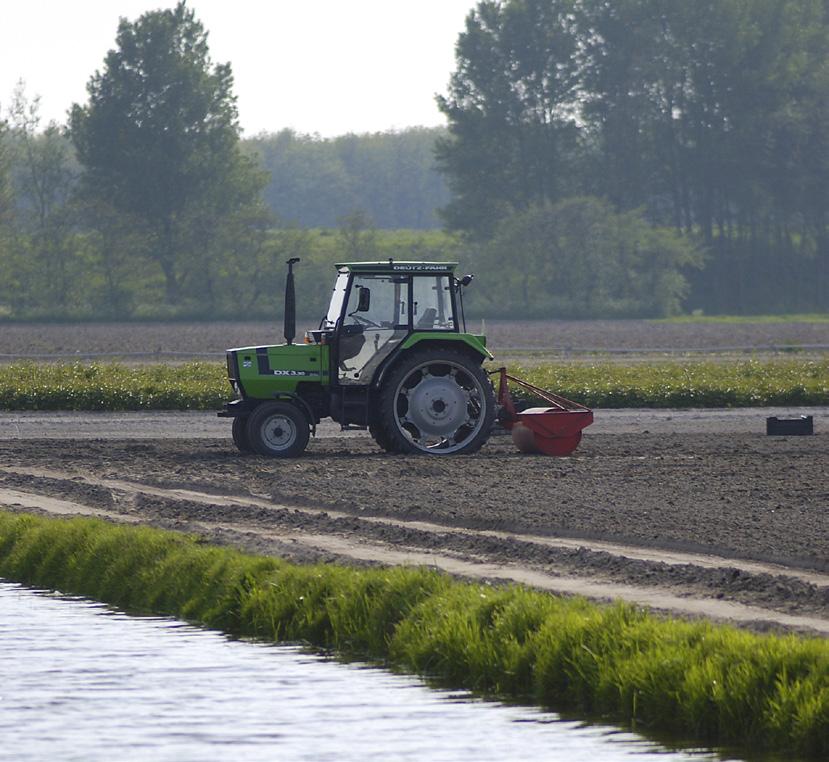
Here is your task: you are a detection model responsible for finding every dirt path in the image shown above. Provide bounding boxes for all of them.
[0,417,826,636]
[0,407,825,438]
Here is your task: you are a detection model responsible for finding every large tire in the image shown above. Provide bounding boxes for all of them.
[246,401,310,458]
[369,417,400,453]
[377,347,495,455]
[231,416,253,453]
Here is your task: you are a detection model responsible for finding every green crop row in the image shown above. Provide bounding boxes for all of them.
[657,313,829,324]
[507,359,829,408]
[0,361,226,410]
[0,359,826,411]
[0,511,826,757]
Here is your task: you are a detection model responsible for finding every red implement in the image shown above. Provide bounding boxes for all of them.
[492,367,593,456]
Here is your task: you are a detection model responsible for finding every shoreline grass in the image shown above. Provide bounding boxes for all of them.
[0,359,825,410]
[0,511,826,758]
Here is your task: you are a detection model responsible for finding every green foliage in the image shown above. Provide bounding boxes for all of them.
[2,1,829,319]
[0,359,824,411]
[0,361,227,410]
[439,0,829,314]
[471,197,703,318]
[0,115,13,288]
[246,128,451,229]
[68,1,267,307]
[436,0,582,238]
[509,359,829,408]
[0,225,458,321]
[658,314,829,325]
[0,511,826,757]
[4,84,80,315]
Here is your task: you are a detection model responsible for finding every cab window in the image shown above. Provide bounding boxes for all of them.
[412,275,455,330]
[344,275,408,328]
[324,273,349,327]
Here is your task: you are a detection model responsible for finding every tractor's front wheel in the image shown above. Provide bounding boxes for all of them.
[378,347,495,455]
[246,401,310,458]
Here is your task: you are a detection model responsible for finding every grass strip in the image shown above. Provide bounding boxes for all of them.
[0,510,826,757]
[0,359,826,410]
[656,313,829,324]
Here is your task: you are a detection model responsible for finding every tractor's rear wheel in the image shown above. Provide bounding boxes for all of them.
[369,417,400,453]
[378,347,495,455]
[246,401,310,458]
[231,416,253,453]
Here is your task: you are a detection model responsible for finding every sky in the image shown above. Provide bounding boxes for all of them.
[0,0,476,137]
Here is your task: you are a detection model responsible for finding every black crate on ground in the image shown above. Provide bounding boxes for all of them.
[766,416,814,435]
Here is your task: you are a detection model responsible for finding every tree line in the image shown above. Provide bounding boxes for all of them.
[437,0,829,315]
[0,97,451,320]
[1,0,827,322]
[247,128,450,229]
[0,3,447,321]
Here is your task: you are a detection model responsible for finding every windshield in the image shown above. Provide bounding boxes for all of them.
[324,273,349,328]
[344,275,407,328]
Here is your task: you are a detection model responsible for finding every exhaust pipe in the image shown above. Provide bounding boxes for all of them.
[284,257,300,345]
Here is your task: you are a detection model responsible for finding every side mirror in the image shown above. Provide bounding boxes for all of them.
[357,286,371,312]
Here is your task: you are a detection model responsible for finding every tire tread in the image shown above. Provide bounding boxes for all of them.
[377,347,495,455]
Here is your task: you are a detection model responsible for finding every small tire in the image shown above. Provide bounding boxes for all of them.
[246,401,310,458]
[377,347,495,455]
[231,416,253,453]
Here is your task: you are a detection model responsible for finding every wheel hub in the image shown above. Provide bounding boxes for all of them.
[262,414,296,449]
[405,374,469,438]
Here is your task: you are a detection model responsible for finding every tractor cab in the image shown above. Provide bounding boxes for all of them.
[307,261,464,387]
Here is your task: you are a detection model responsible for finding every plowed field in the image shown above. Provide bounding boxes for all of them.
[1,421,826,635]
[1,318,826,359]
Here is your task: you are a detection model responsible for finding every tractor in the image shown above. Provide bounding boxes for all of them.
[219,259,592,457]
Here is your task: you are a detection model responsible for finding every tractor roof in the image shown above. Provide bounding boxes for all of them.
[336,260,458,275]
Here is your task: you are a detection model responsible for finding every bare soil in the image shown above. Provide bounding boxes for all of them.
[1,319,826,631]
[0,318,826,360]
[1,426,826,635]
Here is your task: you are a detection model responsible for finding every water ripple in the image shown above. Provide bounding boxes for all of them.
[0,582,726,762]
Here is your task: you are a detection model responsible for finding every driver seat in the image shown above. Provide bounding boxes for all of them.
[416,307,437,329]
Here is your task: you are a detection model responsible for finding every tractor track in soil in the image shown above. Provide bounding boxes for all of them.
[0,425,827,636]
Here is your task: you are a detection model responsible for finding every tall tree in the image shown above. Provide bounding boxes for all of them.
[0,113,15,312]
[7,83,78,311]
[436,0,582,237]
[0,113,11,230]
[69,1,266,305]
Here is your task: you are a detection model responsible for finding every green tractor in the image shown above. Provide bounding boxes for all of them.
[219,259,498,456]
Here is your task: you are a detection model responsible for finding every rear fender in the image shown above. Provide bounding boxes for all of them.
[372,334,491,389]
[400,332,492,360]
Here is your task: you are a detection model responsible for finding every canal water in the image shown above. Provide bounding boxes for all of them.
[0,582,730,761]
